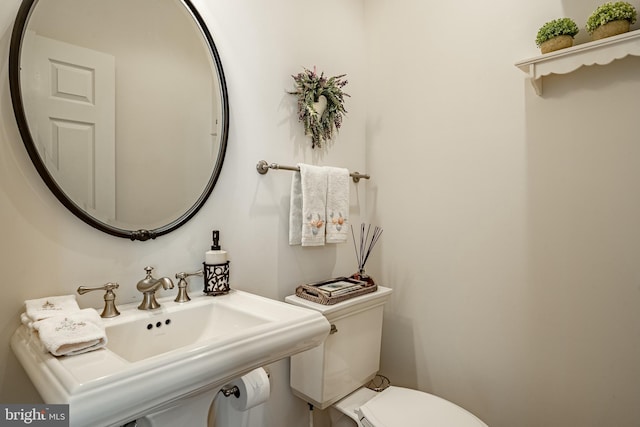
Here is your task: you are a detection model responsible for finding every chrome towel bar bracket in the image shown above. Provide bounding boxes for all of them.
[256,160,370,183]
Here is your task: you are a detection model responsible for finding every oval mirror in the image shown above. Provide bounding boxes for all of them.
[9,0,229,241]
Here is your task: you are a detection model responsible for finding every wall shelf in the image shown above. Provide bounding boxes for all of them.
[515,29,640,95]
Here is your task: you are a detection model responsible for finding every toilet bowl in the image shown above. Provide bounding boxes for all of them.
[286,286,488,427]
[330,386,487,427]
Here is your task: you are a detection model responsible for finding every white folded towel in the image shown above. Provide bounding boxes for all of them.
[325,167,350,244]
[20,312,34,330]
[290,164,329,246]
[33,308,107,357]
[25,295,80,322]
[300,164,328,246]
[289,170,303,245]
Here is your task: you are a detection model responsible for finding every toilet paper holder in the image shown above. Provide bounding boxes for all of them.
[221,385,240,398]
[220,368,270,398]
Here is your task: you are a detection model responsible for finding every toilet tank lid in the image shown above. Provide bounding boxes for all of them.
[357,387,487,427]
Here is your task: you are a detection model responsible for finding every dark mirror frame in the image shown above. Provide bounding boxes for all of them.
[8,0,229,241]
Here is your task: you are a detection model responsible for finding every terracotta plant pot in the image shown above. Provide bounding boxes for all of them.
[540,35,574,54]
[591,19,630,40]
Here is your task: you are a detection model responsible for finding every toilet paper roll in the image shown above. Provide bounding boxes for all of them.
[229,367,270,411]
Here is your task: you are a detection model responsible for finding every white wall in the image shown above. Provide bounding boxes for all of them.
[365,0,640,426]
[0,1,366,426]
[3,0,640,426]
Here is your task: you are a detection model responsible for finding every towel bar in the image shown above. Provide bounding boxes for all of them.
[256,160,370,183]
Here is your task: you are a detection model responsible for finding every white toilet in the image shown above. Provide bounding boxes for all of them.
[286,286,488,427]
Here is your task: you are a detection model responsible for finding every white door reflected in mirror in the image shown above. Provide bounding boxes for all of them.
[24,32,116,222]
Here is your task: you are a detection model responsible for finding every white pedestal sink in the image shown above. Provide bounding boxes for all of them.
[11,290,330,427]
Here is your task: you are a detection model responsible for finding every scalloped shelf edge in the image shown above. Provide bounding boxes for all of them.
[515,29,640,95]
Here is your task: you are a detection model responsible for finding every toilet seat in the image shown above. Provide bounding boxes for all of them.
[356,387,487,427]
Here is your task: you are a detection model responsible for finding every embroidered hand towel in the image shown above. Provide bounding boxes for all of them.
[34,308,107,356]
[20,312,34,329]
[325,167,350,243]
[289,170,303,245]
[300,164,328,246]
[25,295,80,322]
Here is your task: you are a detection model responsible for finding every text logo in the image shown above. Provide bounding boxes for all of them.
[1,405,69,426]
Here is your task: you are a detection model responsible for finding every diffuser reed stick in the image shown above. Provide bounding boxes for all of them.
[350,223,383,285]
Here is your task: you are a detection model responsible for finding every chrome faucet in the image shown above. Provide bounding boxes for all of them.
[174,269,203,303]
[77,282,121,318]
[137,266,174,310]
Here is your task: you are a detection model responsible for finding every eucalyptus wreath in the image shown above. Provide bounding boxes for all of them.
[586,1,637,34]
[290,67,349,149]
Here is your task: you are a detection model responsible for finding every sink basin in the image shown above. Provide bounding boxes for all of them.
[11,289,329,427]
[106,297,267,362]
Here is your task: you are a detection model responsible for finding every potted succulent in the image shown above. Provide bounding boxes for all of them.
[290,67,349,149]
[586,1,637,40]
[536,18,580,54]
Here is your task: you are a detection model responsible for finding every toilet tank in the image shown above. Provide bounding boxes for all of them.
[285,286,393,409]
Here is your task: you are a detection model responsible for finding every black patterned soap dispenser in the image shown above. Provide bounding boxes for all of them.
[203,230,230,295]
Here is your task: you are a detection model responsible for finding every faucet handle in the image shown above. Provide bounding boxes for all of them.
[175,270,203,280]
[144,266,154,277]
[174,270,203,303]
[77,282,121,318]
[77,282,119,294]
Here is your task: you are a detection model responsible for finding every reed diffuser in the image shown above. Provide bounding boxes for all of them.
[350,223,383,286]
